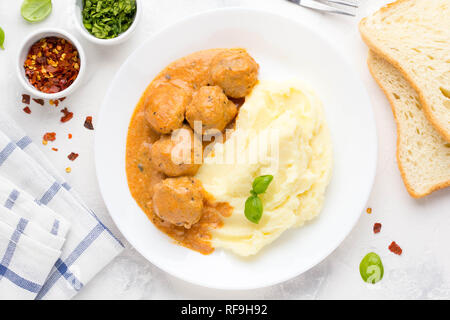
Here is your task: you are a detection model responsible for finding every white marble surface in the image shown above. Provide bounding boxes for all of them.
[0,0,449,299]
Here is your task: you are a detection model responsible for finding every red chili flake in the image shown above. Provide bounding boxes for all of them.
[23,37,80,94]
[389,241,402,255]
[51,147,58,152]
[22,94,31,104]
[59,97,66,102]
[60,107,73,123]
[68,152,79,161]
[84,116,94,130]
[68,133,73,139]
[32,98,44,106]
[50,99,60,107]
[23,107,32,114]
[373,223,382,234]
[43,132,56,142]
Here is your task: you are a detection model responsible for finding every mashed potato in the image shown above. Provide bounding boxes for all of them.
[195,79,332,256]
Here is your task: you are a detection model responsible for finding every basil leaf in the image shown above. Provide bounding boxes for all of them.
[0,27,4,50]
[21,0,52,23]
[359,252,384,284]
[245,195,263,224]
[252,175,273,194]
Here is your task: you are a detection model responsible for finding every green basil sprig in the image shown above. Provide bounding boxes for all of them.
[0,27,4,50]
[21,0,52,23]
[252,175,274,194]
[244,175,273,224]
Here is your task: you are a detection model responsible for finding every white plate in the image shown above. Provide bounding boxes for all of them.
[96,8,377,290]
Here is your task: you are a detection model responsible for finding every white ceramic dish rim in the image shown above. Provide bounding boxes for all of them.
[17,28,86,100]
[95,7,378,290]
[73,0,142,46]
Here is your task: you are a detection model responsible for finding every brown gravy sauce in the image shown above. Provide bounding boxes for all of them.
[126,49,236,255]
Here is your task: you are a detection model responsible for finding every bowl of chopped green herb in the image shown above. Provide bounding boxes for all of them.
[74,0,141,45]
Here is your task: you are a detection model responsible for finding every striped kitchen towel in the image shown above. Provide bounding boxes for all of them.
[0,175,71,239]
[0,117,124,299]
[0,218,62,299]
[0,176,70,299]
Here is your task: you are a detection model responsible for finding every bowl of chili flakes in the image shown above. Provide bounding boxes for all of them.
[17,28,86,100]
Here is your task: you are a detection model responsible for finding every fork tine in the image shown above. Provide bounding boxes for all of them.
[297,0,356,16]
[322,0,358,8]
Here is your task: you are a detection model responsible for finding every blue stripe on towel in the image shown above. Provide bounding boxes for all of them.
[0,219,28,269]
[36,223,104,299]
[61,182,71,191]
[37,182,61,206]
[4,189,20,209]
[88,209,124,248]
[0,142,17,167]
[0,219,29,285]
[0,218,41,293]
[50,220,59,236]
[0,264,42,293]
[16,136,32,150]
[55,259,83,291]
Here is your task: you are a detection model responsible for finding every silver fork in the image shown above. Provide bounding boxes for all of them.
[286,0,358,16]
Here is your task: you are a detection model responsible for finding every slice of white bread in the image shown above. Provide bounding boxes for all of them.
[368,51,450,198]
[360,0,450,142]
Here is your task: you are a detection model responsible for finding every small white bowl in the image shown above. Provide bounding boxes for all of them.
[74,0,141,46]
[17,28,86,100]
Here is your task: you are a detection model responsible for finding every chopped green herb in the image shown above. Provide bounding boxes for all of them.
[82,0,137,39]
[0,27,4,50]
[21,0,52,23]
[359,252,384,284]
[244,175,273,224]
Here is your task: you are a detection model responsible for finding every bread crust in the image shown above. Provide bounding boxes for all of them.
[367,51,450,198]
[359,0,450,143]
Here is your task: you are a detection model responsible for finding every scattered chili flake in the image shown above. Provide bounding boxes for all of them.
[22,94,30,104]
[43,132,56,142]
[60,107,73,123]
[32,98,44,106]
[366,207,372,214]
[68,152,79,161]
[84,116,94,130]
[68,133,72,139]
[23,106,31,114]
[389,241,402,255]
[59,97,66,102]
[23,37,80,94]
[51,147,58,152]
[373,223,382,234]
[65,167,71,173]
[49,99,60,107]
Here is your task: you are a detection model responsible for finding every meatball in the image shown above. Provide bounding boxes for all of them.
[144,79,192,134]
[150,126,201,176]
[186,86,237,134]
[210,49,259,98]
[152,177,204,229]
